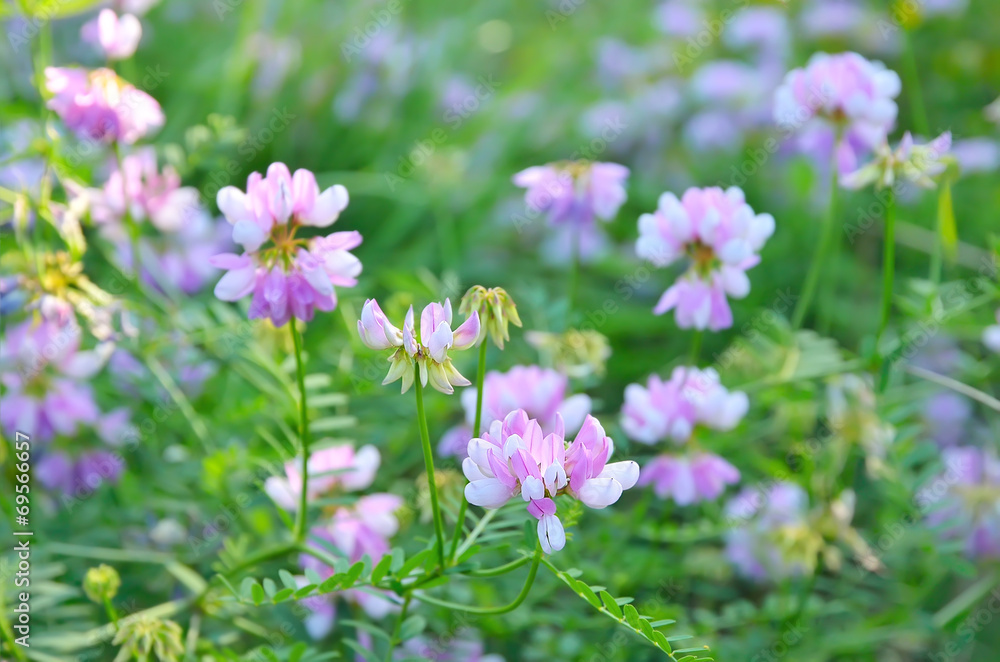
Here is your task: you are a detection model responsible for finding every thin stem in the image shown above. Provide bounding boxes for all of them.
[103,597,120,630]
[415,378,447,567]
[112,142,142,277]
[689,330,703,366]
[412,545,542,615]
[466,555,532,577]
[901,30,930,135]
[904,364,1000,413]
[455,508,498,559]
[290,318,311,542]
[877,190,897,347]
[568,225,581,316]
[448,340,487,562]
[384,594,412,662]
[792,151,840,330]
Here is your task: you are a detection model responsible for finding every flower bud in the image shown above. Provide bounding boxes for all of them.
[459,285,522,349]
[83,564,121,603]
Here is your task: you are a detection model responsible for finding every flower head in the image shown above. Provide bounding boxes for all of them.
[922,446,1000,559]
[621,367,749,444]
[525,328,611,378]
[210,163,360,326]
[842,131,953,190]
[357,297,480,395]
[512,160,629,228]
[773,52,901,174]
[637,186,774,330]
[459,285,522,349]
[82,9,142,60]
[724,482,813,581]
[83,564,121,603]
[638,453,740,505]
[45,67,163,144]
[463,409,638,553]
[264,444,380,511]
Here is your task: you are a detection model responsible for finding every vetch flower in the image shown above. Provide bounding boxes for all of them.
[638,453,740,505]
[459,285,522,349]
[637,186,774,330]
[621,367,749,444]
[264,443,380,511]
[773,52,901,174]
[210,163,360,326]
[841,131,953,190]
[462,409,638,553]
[621,367,747,504]
[724,482,813,581]
[82,9,142,60]
[357,298,480,395]
[439,365,592,458]
[45,67,164,144]
[922,446,1000,559]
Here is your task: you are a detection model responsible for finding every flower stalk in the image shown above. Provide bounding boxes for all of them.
[290,318,311,542]
[415,377,447,567]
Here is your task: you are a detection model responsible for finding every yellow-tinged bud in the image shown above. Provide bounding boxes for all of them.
[459,285,522,349]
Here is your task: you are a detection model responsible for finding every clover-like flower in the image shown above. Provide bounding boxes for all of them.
[45,67,163,144]
[210,163,360,326]
[463,409,638,554]
[357,298,480,395]
[841,131,953,190]
[637,186,774,330]
[459,285,522,349]
[82,9,142,60]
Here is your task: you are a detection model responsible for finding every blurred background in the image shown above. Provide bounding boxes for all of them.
[2,0,1000,660]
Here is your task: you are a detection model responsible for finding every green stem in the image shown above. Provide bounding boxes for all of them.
[290,319,311,542]
[411,545,542,614]
[103,597,120,630]
[448,340,487,562]
[112,142,142,278]
[466,555,532,577]
[689,330,703,366]
[384,594,412,661]
[415,377,447,568]
[877,189,897,347]
[902,30,930,135]
[792,152,841,330]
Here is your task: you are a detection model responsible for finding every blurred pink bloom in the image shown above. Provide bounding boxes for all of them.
[773,52,901,175]
[512,161,629,230]
[357,298,479,395]
[265,444,381,511]
[398,629,505,662]
[638,453,740,505]
[0,319,112,442]
[87,147,199,232]
[45,67,164,144]
[37,449,124,496]
[82,9,142,60]
[439,365,592,458]
[952,137,1000,173]
[983,309,1000,353]
[211,163,360,326]
[621,366,748,445]
[637,186,774,330]
[463,409,638,553]
[298,493,403,637]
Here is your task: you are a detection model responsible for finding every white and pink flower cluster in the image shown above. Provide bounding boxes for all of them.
[773,51,902,175]
[210,163,361,326]
[45,67,163,145]
[621,367,747,505]
[357,298,480,395]
[463,409,638,554]
[637,186,774,331]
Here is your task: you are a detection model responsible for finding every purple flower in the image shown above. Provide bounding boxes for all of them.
[463,409,638,554]
[951,137,999,174]
[211,163,360,326]
[0,319,111,442]
[512,161,629,229]
[265,444,381,511]
[923,391,971,447]
[357,298,480,395]
[922,447,1000,559]
[638,453,740,505]
[36,450,124,496]
[637,186,774,330]
[81,9,142,60]
[724,482,811,581]
[439,365,592,458]
[45,67,164,144]
[773,52,901,175]
[621,367,749,444]
[398,630,505,662]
